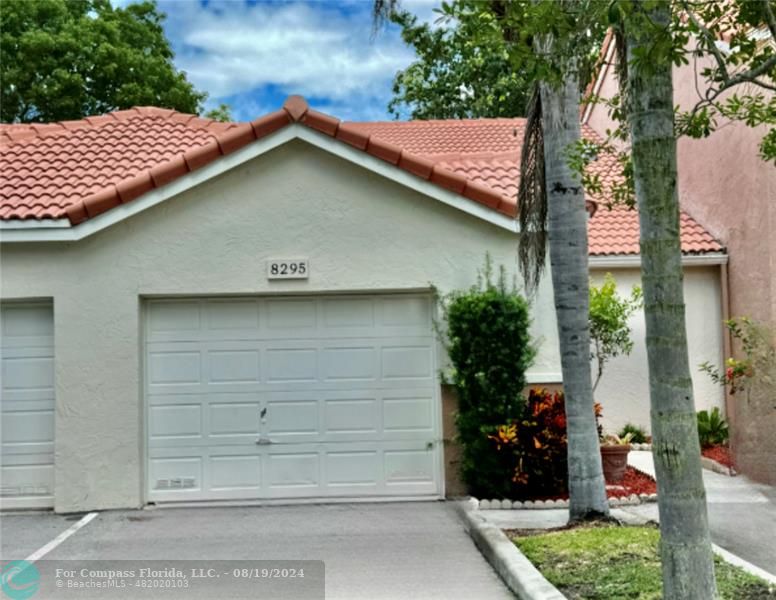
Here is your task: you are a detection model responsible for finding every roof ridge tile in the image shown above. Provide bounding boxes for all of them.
[0,95,724,257]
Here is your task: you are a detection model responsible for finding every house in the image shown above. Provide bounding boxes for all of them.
[585,32,776,484]
[0,96,725,512]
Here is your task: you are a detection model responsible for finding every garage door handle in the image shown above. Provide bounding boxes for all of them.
[255,437,272,445]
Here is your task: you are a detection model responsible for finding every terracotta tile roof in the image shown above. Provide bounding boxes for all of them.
[0,96,723,256]
[316,118,722,256]
[588,205,722,255]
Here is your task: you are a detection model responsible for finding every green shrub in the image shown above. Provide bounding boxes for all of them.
[618,423,649,444]
[697,407,729,447]
[441,258,535,498]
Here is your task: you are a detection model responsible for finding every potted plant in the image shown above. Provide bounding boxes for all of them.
[600,432,633,483]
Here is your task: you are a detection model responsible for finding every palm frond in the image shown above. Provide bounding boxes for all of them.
[372,0,401,36]
[518,83,548,295]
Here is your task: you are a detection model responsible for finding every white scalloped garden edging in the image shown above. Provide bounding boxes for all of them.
[474,492,658,510]
[630,443,652,451]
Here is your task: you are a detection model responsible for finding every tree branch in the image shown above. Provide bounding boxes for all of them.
[763,0,776,41]
[683,5,731,87]
[681,0,776,99]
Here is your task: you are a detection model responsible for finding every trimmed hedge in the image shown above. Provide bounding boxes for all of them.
[441,260,535,498]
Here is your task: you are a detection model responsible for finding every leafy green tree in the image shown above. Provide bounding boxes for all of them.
[204,103,233,123]
[676,0,776,163]
[588,273,642,392]
[388,9,531,118]
[1,0,206,122]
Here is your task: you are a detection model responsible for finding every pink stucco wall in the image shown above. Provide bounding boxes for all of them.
[586,46,776,484]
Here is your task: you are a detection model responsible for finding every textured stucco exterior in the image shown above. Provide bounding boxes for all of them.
[590,267,725,435]
[586,44,775,482]
[0,139,562,512]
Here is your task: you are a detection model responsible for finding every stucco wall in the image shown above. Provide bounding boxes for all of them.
[0,139,562,512]
[590,267,725,435]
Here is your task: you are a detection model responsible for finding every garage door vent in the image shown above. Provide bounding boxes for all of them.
[155,478,196,490]
[1,485,50,497]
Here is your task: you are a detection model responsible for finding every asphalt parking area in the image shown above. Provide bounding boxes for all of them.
[1,502,513,599]
[2,511,90,561]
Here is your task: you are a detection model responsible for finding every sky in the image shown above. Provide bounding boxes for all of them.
[149,0,441,122]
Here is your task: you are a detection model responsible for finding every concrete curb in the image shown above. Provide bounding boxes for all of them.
[455,501,567,600]
[700,456,736,476]
[712,544,776,585]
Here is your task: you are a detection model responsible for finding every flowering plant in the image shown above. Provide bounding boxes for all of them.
[700,317,771,395]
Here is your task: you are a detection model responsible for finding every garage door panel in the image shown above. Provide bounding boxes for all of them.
[383,396,434,435]
[2,409,55,443]
[266,398,319,441]
[265,348,318,383]
[267,452,320,494]
[265,299,317,330]
[208,349,261,384]
[321,346,377,381]
[205,300,260,332]
[149,456,202,495]
[148,350,201,387]
[1,304,54,338]
[322,297,375,328]
[147,301,202,339]
[209,401,261,436]
[146,295,441,503]
[380,296,431,329]
[209,455,261,491]
[385,449,436,487]
[381,345,433,380]
[1,464,54,498]
[323,397,378,439]
[149,404,202,439]
[326,451,380,489]
[1,303,55,509]
[2,355,55,390]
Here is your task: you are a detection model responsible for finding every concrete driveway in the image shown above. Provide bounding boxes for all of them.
[2,502,513,599]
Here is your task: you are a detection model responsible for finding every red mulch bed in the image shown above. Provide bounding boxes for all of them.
[605,466,657,498]
[702,444,734,468]
[528,467,657,502]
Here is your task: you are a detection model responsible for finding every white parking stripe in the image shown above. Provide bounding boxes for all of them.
[25,512,99,563]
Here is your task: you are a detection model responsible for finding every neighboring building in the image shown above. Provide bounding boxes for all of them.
[0,96,724,512]
[585,33,776,484]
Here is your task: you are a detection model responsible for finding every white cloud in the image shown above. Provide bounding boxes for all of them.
[159,0,419,118]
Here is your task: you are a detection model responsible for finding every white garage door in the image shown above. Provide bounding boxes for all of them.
[1,303,55,509]
[145,295,442,502]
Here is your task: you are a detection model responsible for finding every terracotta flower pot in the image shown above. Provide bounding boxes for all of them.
[601,444,631,484]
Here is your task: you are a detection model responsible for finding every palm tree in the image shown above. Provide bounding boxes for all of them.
[519,59,610,521]
[619,3,716,596]
[376,0,610,521]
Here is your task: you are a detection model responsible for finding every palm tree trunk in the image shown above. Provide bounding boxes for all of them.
[540,72,610,521]
[625,3,717,597]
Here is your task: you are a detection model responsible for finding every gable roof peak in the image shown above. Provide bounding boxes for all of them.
[282,95,310,122]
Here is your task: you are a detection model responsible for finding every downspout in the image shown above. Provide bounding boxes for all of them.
[720,261,735,436]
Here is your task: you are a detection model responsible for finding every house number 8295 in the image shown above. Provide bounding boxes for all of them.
[267,259,309,280]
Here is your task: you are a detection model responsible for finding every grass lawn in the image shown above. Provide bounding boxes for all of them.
[512,524,775,600]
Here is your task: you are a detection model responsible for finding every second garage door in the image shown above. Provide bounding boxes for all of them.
[1,302,55,509]
[145,294,441,502]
